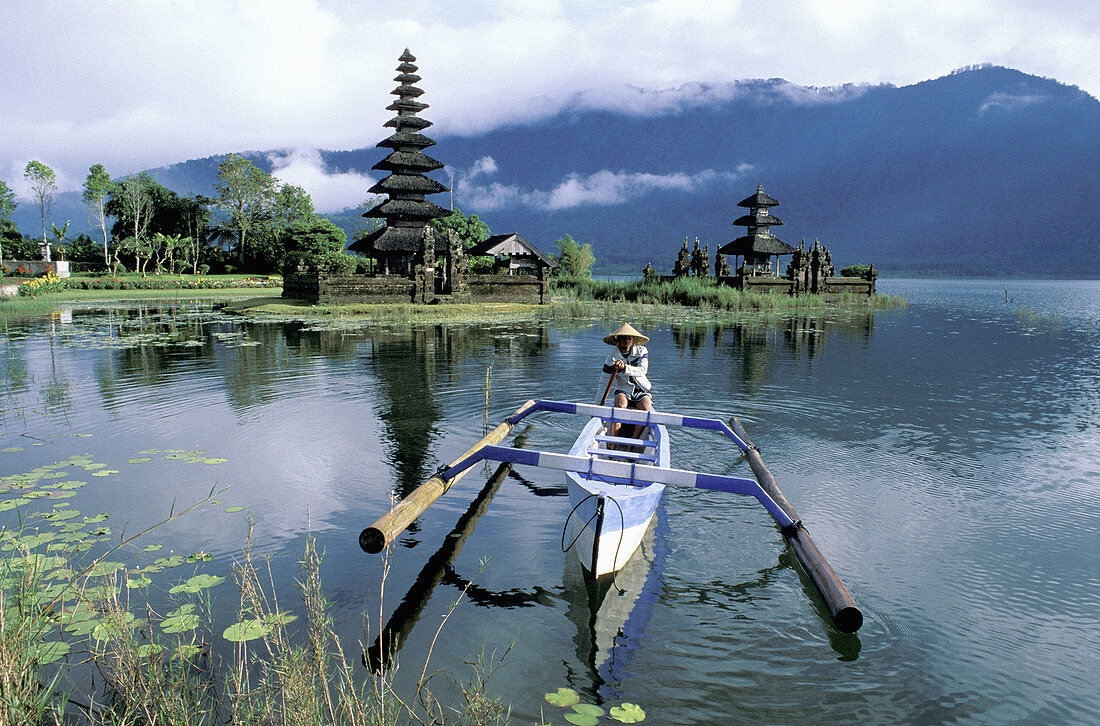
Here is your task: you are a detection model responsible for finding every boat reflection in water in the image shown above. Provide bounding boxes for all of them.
[562,516,665,694]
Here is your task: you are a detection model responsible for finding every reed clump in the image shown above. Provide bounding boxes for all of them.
[0,526,511,725]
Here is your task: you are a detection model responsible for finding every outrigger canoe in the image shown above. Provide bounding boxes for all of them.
[361,399,863,633]
[563,414,669,577]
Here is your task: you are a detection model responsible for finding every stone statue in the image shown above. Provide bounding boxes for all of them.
[673,239,691,277]
[716,252,731,277]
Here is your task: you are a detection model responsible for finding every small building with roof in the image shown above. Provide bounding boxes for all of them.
[467,233,559,275]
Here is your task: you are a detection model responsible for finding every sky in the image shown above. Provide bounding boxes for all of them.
[1,0,1097,214]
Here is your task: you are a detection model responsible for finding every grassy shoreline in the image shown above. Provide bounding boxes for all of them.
[2,275,906,325]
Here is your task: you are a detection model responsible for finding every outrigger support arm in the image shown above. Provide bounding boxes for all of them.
[442,445,797,530]
[359,400,535,554]
[507,400,753,453]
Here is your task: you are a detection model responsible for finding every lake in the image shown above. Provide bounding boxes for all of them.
[2,278,1098,724]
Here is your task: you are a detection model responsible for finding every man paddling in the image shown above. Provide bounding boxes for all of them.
[598,323,653,442]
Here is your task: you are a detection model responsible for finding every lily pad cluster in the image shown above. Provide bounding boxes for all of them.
[544,687,646,724]
[1,447,257,664]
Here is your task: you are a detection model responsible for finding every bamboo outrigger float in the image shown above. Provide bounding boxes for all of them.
[360,399,863,633]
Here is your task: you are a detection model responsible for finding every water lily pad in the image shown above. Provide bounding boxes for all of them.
[222,618,268,643]
[83,514,109,524]
[143,544,163,551]
[609,703,646,723]
[127,457,153,464]
[165,452,203,460]
[2,447,23,453]
[46,491,77,499]
[186,552,213,563]
[87,561,126,577]
[174,643,203,659]
[546,688,581,707]
[43,509,81,520]
[72,433,93,438]
[56,481,87,489]
[135,643,165,657]
[565,714,600,726]
[201,458,227,464]
[91,611,140,641]
[224,506,245,513]
[90,470,119,477]
[153,555,186,568]
[169,574,225,594]
[82,463,106,470]
[30,640,71,664]
[161,604,202,633]
[66,615,105,636]
[138,449,162,455]
[0,498,28,511]
[127,575,152,589]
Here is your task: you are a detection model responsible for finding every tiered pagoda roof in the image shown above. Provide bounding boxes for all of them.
[350,49,449,256]
[718,184,798,258]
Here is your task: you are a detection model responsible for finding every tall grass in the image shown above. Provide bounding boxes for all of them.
[550,274,905,311]
[1,526,511,725]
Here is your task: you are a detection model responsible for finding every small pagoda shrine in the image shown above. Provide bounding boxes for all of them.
[349,49,451,277]
[718,184,798,279]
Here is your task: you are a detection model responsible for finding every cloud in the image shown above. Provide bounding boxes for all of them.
[1,0,1097,194]
[455,157,751,211]
[266,149,375,213]
[979,92,1049,113]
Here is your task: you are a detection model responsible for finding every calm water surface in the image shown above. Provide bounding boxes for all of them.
[2,279,1098,724]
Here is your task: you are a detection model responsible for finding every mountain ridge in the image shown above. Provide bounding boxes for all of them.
[11,66,1100,277]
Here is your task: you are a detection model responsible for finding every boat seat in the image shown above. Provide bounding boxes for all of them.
[593,434,657,448]
[587,447,658,462]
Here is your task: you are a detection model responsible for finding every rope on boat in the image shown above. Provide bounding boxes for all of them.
[560,493,628,595]
[562,494,599,553]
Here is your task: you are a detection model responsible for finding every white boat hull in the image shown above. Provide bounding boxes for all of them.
[565,416,669,577]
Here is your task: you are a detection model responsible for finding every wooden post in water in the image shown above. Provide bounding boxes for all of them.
[730,417,863,633]
[359,399,535,554]
[366,459,515,671]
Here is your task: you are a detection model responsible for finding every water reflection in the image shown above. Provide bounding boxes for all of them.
[5,288,1100,725]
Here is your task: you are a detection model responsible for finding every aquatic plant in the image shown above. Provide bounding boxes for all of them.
[2,446,522,725]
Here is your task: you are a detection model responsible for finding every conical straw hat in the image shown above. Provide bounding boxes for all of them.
[603,323,649,345]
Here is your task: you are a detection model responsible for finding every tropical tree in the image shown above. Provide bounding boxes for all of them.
[150,233,189,275]
[430,206,495,271]
[23,161,57,261]
[111,174,155,275]
[49,221,71,261]
[553,234,595,277]
[0,179,16,266]
[83,164,114,268]
[182,195,213,274]
[214,154,277,267]
[430,207,490,248]
[280,218,352,273]
[271,183,317,228]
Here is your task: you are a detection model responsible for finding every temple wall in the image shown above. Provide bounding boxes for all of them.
[283,271,549,305]
[466,274,548,304]
[283,272,415,304]
[1,260,71,277]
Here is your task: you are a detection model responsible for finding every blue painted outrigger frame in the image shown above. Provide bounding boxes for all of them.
[440,400,799,532]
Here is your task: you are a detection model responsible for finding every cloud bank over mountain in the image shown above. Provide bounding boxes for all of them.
[2,0,1097,196]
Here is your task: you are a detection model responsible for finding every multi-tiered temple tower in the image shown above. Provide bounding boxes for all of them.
[718,184,798,276]
[350,49,449,276]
